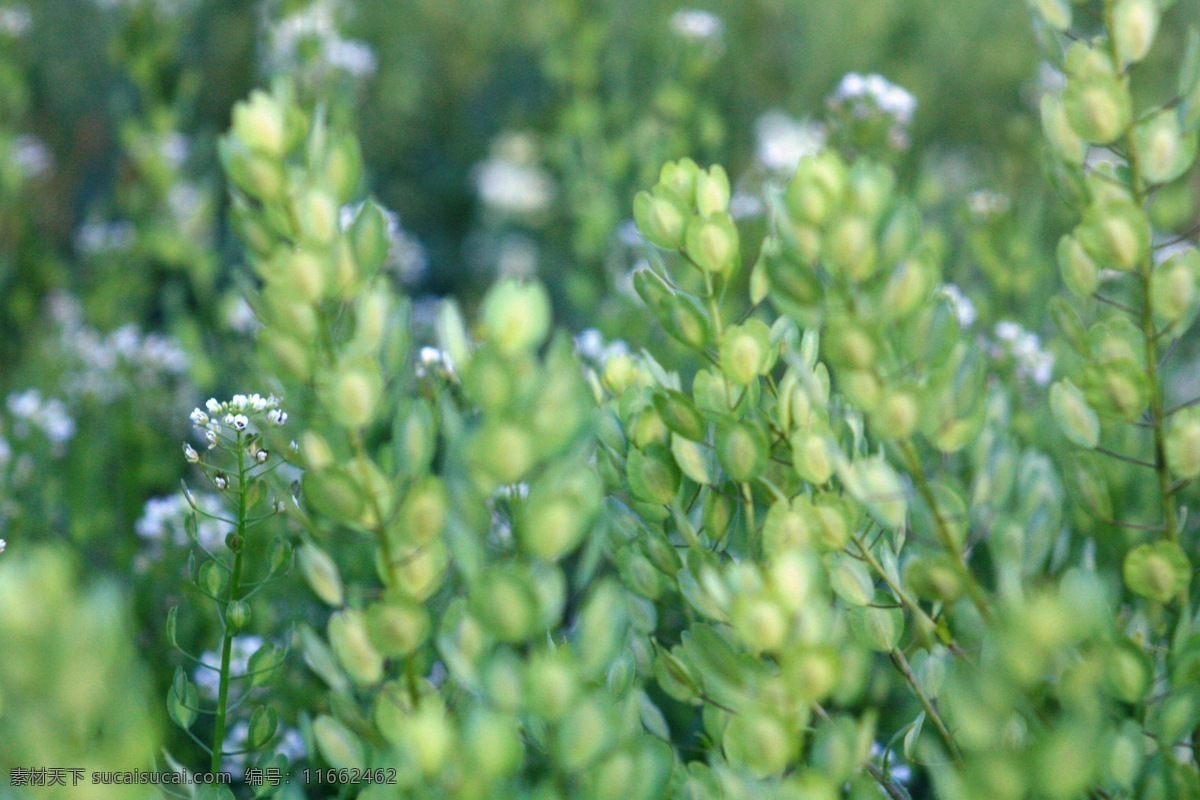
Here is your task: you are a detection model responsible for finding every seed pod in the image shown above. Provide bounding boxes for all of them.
[1112,0,1159,66]
[812,493,853,550]
[731,594,788,654]
[875,391,919,440]
[626,445,682,505]
[695,164,732,217]
[1123,541,1191,603]
[824,215,878,282]
[322,357,383,429]
[313,715,365,770]
[469,422,534,486]
[292,188,339,246]
[826,553,875,607]
[328,609,384,685]
[654,390,707,441]
[880,255,936,320]
[258,329,312,381]
[524,650,579,720]
[226,600,251,633]
[1030,0,1071,31]
[322,134,363,204]
[350,200,390,279]
[723,712,792,778]
[791,431,835,486]
[685,214,740,275]
[248,705,279,750]
[1040,93,1088,165]
[471,569,540,643]
[1106,640,1150,703]
[762,497,818,556]
[719,319,773,385]
[1050,379,1100,449]
[905,555,965,604]
[1056,234,1100,298]
[716,419,769,482]
[520,469,602,560]
[634,187,689,250]
[354,289,390,352]
[1077,199,1150,271]
[365,597,429,657]
[285,249,328,304]
[660,157,700,201]
[556,696,615,772]
[1064,74,1133,146]
[1151,249,1200,324]
[482,279,551,356]
[1167,412,1200,479]
[231,90,288,157]
[466,709,524,778]
[672,435,714,486]
[1134,109,1198,185]
[299,543,344,607]
[845,457,906,530]
[849,604,904,652]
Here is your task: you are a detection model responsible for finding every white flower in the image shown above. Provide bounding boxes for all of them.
[214,474,229,491]
[473,133,554,216]
[669,9,724,44]
[417,347,456,379]
[829,72,917,149]
[0,5,31,37]
[75,218,135,255]
[754,111,826,174]
[205,429,218,448]
[230,414,249,431]
[267,408,288,426]
[939,284,976,328]
[183,443,199,463]
[14,135,52,179]
[255,449,269,464]
[136,493,225,550]
[0,539,6,554]
[190,409,209,427]
[206,398,222,414]
[229,394,249,412]
[324,37,377,76]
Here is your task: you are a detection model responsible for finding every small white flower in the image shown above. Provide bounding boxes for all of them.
[190,408,209,427]
[755,111,826,174]
[206,398,222,414]
[230,414,249,431]
[939,284,976,328]
[255,449,269,464]
[994,321,1022,342]
[229,394,249,412]
[184,443,200,463]
[669,9,724,44]
[205,429,219,448]
[214,474,228,491]
[0,539,6,554]
[267,408,288,426]
[249,394,268,412]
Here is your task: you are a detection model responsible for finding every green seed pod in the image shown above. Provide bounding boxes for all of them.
[299,543,344,607]
[762,241,825,320]
[466,709,524,778]
[284,249,328,305]
[848,604,904,652]
[879,201,920,267]
[231,90,288,157]
[1112,0,1159,66]
[292,187,339,246]
[435,299,472,374]
[812,493,853,550]
[847,160,895,219]
[1151,249,1200,324]
[262,291,319,341]
[1136,109,1198,186]
[695,164,732,217]
[322,356,383,429]
[731,593,788,653]
[1040,93,1089,165]
[365,596,429,657]
[1063,74,1133,146]
[632,405,670,449]
[225,604,252,633]
[875,391,919,440]
[626,445,681,505]
[762,497,818,556]
[350,200,390,279]
[719,319,773,385]
[1077,199,1150,271]
[1029,0,1071,31]
[221,140,287,201]
[247,705,278,750]
[353,288,390,352]
[313,715,365,770]
[654,390,707,441]
[556,696,615,772]
[397,477,448,545]
[716,419,769,482]
[331,240,360,299]
[703,490,735,541]
[1167,412,1200,479]
[685,214,740,276]
[904,555,965,604]
[785,153,846,226]
[783,646,839,703]
[469,422,535,486]
[1106,640,1150,703]
[520,469,602,560]
[825,215,878,282]
[471,569,540,643]
[482,279,552,356]
[1123,541,1191,603]
[322,134,363,204]
[382,541,448,601]
[660,157,700,201]
[826,553,875,607]
[823,320,876,370]
[328,609,384,685]
[1057,234,1100,298]
[791,431,835,486]
[258,329,312,381]
[845,457,906,530]
[197,561,226,598]
[524,649,580,720]
[1050,379,1100,448]
[880,256,936,320]
[723,711,793,778]
[672,435,714,485]
[634,187,689,250]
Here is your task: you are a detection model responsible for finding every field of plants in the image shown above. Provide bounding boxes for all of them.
[3,0,1200,798]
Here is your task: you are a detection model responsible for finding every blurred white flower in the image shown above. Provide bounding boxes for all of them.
[5,390,75,446]
[75,218,136,256]
[0,538,6,554]
[13,135,51,179]
[669,9,724,45]
[574,329,630,367]
[268,0,376,79]
[967,190,1011,220]
[938,284,976,329]
[0,5,31,36]
[474,155,554,217]
[324,37,377,76]
[194,635,265,700]
[829,72,918,149]
[136,493,226,551]
[991,320,1055,386]
[755,111,826,174]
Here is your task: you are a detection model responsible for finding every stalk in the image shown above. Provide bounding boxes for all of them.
[210,432,248,773]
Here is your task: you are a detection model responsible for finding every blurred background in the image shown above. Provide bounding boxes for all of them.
[1,0,1198,788]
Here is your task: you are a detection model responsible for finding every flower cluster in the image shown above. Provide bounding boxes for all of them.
[189,394,287,450]
[5,390,75,448]
[266,0,377,80]
[473,132,555,217]
[669,8,725,48]
[827,72,918,151]
[991,320,1055,386]
[754,110,826,175]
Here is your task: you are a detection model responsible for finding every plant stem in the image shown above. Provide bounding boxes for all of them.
[849,530,941,645]
[211,432,248,774]
[889,648,963,766]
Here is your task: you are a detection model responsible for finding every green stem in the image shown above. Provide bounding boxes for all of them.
[849,530,941,646]
[211,432,248,773]
[900,441,991,622]
[888,648,963,766]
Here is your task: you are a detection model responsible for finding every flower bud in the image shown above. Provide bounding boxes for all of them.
[1057,234,1099,297]
[231,90,288,157]
[1113,0,1159,65]
[313,715,365,770]
[299,543,344,607]
[1050,379,1100,449]
[694,165,731,217]
[633,188,688,250]
[328,609,384,685]
[482,279,551,356]
[685,214,740,275]
[1123,541,1190,603]
[716,420,769,482]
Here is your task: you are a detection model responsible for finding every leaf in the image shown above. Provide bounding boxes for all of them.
[903,711,926,761]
